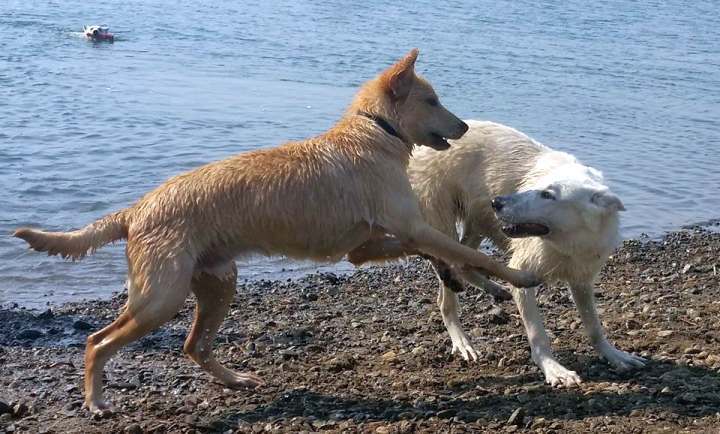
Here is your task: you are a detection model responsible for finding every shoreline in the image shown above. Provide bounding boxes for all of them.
[5,218,719,312]
[1,226,719,433]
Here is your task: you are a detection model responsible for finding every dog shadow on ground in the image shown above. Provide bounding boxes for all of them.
[214,354,720,430]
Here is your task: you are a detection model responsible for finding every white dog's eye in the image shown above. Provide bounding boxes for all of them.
[540,190,555,200]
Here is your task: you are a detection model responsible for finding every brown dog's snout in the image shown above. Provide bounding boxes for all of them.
[446,119,469,140]
[458,120,469,136]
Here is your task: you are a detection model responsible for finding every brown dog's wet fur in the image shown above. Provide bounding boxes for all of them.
[13,49,538,414]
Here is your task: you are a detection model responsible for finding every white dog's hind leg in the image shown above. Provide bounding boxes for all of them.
[513,286,582,387]
[437,284,478,361]
[569,283,646,370]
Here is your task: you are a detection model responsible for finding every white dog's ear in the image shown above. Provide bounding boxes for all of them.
[380,49,418,101]
[592,191,626,212]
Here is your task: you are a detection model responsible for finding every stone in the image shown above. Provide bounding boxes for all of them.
[381,351,398,362]
[507,407,525,426]
[124,423,143,434]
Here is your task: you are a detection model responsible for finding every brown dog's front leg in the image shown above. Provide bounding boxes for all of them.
[408,223,539,288]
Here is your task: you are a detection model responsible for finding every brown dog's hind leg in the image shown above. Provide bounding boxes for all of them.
[184,262,265,389]
[84,254,193,415]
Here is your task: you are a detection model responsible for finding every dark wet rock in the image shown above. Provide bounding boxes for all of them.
[16,329,43,340]
[36,309,54,320]
[72,320,93,331]
[436,408,456,419]
[0,401,11,415]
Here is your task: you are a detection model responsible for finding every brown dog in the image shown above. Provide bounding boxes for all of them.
[14,49,538,414]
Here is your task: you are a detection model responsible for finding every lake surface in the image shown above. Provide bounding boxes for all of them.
[2,0,719,308]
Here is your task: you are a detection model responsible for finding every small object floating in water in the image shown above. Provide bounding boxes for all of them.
[83,25,114,42]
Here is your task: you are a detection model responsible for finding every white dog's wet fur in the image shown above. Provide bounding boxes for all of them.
[409,120,646,386]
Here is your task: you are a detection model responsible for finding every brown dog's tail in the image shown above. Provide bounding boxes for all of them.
[13,210,129,260]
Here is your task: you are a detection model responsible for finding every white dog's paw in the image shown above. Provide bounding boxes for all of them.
[448,328,478,362]
[538,358,582,387]
[600,344,647,371]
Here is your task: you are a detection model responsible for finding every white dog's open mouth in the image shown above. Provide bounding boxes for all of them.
[501,222,550,238]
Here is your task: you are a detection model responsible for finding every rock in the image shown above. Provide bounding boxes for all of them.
[12,402,28,418]
[17,329,43,340]
[660,386,673,396]
[124,423,143,434]
[64,384,79,394]
[411,346,425,356]
[327,355,356,372]
[507,407,525,426]
[436,408,456,419]
[381,351,398,362]
[682,264,693,274]
[0,401,11,415]
[36,309,54,320]
[677,392,698,403]
[488,306,510,325]
[657,330,674,337]
[72,320,93,331]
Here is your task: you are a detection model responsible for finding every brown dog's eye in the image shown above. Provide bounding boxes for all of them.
[426,98,439,107]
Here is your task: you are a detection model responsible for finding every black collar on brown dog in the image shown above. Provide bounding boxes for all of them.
[357,111,408,145]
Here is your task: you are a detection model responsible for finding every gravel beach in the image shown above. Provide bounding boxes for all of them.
[1,225,719,433]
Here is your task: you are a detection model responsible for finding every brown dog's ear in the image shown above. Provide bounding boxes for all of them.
[380,48,419,101]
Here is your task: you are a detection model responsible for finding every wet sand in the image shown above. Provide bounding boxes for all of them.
[1,225,719,433]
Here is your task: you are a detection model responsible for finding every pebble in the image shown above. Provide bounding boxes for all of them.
[381,351,398,362]
[12,402,28,418]
[124,423,143,434]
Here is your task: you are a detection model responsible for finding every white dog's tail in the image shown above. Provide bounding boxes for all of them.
[14,210,129,260]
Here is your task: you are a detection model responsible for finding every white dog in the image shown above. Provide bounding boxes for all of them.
[409,120,646,386]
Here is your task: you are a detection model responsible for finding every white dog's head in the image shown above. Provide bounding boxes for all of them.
[491,163,624,254]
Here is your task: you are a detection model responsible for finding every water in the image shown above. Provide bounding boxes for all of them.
[2,0,719,308]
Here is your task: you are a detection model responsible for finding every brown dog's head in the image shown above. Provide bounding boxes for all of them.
[353,49,468,150]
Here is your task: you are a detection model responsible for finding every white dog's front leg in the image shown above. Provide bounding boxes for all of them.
[513,286,582,387]
[437,285,478,361]
[569,283,646,370]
